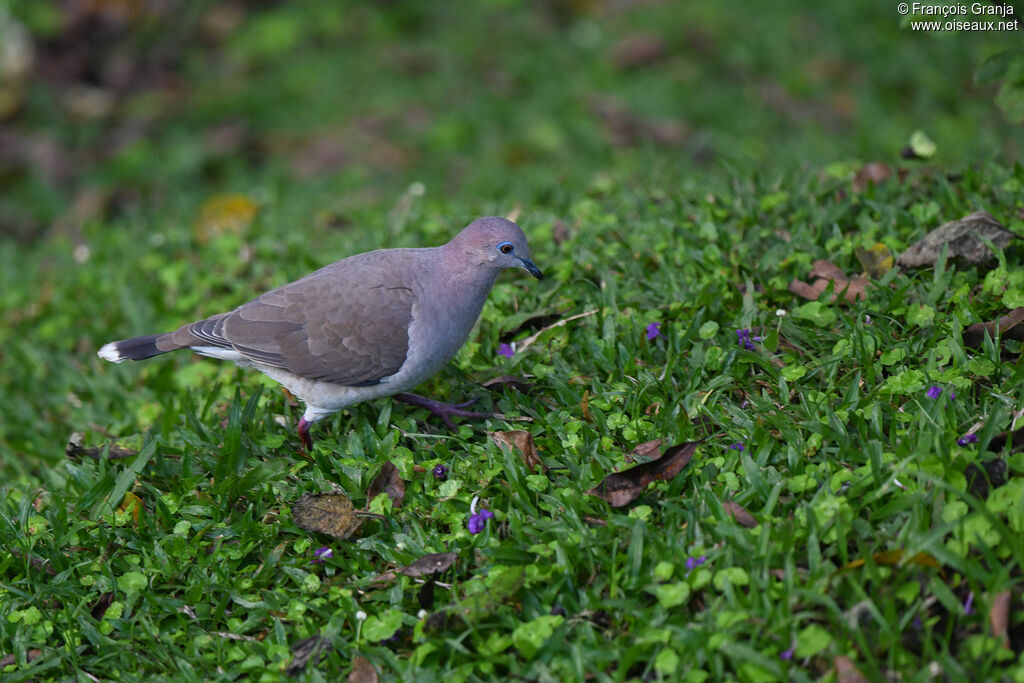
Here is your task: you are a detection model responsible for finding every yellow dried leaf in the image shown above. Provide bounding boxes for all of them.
[194,193,259,243]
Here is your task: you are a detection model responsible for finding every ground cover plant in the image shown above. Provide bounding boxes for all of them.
[2,0,1024,680]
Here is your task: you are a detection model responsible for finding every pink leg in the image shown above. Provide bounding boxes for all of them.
[298,417,313,451]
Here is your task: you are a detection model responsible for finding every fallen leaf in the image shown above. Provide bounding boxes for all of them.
[897,211,1021,268]
[589,97,688,148]
[194,193,259,243]
[852,162,891,193]
[286,635,331,677]
[628,439,662,462]
[0,650,42,669]
[581,390,592,422]
[722,500,758,528]
[854,243,895,278]
[834,655,869,683]
[789,259,869,303]
[586,441,698,507]
[552,219,570,245]
[292,493,362,539]
[118,491,143,526]
[986,425,1024,454]
[481,375,534,393]
[990,589,1012,648]
[839,549,941,572]
[964,459,1008,499]
[610,33,667,70]
[65,433,138,460]
[371,552,458,584]
[366,462,405,508]
[90,592,115,620]
[962,307,1024,349]
[401,552,456,577]
[489,430,543,471]
[348,656,378,683]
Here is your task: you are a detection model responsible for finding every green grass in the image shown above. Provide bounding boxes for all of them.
[3,0,1024,680]
[4,164,1024,680]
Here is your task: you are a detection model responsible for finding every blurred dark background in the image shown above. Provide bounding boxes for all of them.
[1,0,1021,242]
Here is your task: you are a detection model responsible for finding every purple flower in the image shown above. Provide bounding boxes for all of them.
[736,328,763,350]
[926,385,942,399]
[498,343,515,358]
[468,508,494,534]
[963,591,974,615]
[685,555,707,573]
[728,442,745,451]
[646,322,664,341]
[311,546,333,564]
[912,615,923,630]
[957,434,978,446]
[433,464,449,481]
[780,646,795,660]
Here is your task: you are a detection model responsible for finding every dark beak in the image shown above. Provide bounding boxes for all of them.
[519,257,543,280]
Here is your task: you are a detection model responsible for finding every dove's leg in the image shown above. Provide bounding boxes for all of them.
[297,417,313,451]
[393,393,499,430]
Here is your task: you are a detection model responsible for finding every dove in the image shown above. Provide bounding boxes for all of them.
[98,216,542,449]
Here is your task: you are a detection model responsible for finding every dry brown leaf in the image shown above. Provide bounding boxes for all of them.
[373,552,458,584]
[789,259,869,304]
[839,549,940,572]
[854,243,895,278]
[489,430,543,472]
[552,219,570,245]
[989,589,1012,648]
[852,162,891,193]
[193,193,259,243]
[629,439,663,462]
[581,389,592,422]
[348,656,378,683]
[898,211,1021,268]
[589,97,688,148]
[292,493,362,539]
[286,635,331,677]
[586,442,698,507]
[722,500,758,528]
[366,461,405,508]
[65,433,137,460]
[90,591,115,620]
[963,307,1024,349]
[0,649,42,669]
[834,656,869,683]
[610,33,667,69]
[118,491,143,527]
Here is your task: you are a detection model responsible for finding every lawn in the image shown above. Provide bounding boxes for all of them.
[2,1,1024,680]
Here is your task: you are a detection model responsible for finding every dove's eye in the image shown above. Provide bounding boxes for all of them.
[498,242,514,254]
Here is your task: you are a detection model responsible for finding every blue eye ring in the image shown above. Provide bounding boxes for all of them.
[497,241,514,254]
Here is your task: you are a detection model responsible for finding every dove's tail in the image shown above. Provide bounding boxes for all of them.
[97,334,180,362]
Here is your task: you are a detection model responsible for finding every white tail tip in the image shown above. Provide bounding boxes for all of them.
[97,342,126,363]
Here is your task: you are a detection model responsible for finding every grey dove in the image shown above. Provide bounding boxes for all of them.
[98,216,542,449]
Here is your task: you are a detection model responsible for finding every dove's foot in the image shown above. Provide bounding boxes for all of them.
[394,393,501,430]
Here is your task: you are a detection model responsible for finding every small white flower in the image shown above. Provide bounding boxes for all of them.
[470,495,480,515]
[775,308,787,317]
[355,610,367,621]
[864,314,873,324]
[417,609,429,619]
